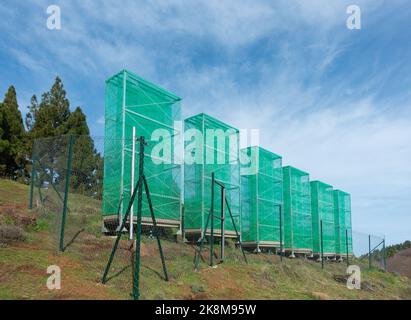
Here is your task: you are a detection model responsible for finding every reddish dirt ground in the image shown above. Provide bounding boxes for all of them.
[387,248,411,279]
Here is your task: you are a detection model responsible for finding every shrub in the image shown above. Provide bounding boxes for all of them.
[0,225,26,244]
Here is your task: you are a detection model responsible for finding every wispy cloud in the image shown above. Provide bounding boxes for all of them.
[1,0,410,244]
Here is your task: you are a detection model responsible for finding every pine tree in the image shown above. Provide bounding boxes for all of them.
[30,76,70,139]
[24,76,103,195]
[27,77,71,184]
[25,95,39,131]
[0,101,6,174]
[65,107,103,196]
[0,86,26,177]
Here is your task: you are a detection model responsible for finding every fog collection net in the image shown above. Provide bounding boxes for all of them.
[103,70,182,230]
[183,113,241,238]
[240,146,283,248]
[282,166,313,254]
[28,70,367,277]
[311,181,335,256]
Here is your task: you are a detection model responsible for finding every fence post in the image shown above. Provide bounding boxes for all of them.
[210,172,215,267]
[279,204,283,262]
[59,135,74,252]
[220,187,226,262]
[346,228,349,267]
[382,238,387,271]
[320,220,324,269]
[181,204,185,241]
[28,158,36,209]
[368,234,371,270]
[133,136,145,300]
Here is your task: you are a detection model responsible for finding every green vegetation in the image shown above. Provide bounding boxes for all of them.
[0,77,101,194]
[381,241,411,258]
[1,179,411,300]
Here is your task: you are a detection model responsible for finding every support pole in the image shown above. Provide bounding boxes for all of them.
[279,204,283,262]
[102,136,169,301]
[36,174,44,205]
[346,228,349,268]
[181,204,185,241]
[210,172,215,267]
[132,136,146,300]
[120,70,127,223]
[29,158,36,209]
[143,175,169,281]
[382,238,387,271]
[60,135,74,252]
[220,187,226,262]
[320,220,324,269]
[225,197,247,264]
[130,127,136,240]
[194,210,211,270]
[102,179,140,284]
[194,174,247,269]
[368,234,372,270]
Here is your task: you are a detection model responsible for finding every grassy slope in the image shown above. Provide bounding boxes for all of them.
[0,179,411,300]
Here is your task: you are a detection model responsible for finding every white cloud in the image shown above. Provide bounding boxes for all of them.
[96,116,105,125]
[1,0,410,244]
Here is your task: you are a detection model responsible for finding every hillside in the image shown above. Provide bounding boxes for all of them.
[1,179,411,300]
[387,248,411,279]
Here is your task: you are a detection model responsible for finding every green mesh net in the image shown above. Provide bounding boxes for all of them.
[334,190,353,255]
[282,166,312,253]
[103,70,182,229]
[184,113,240,238]
[240,147,283,248]
[311,181,335,256]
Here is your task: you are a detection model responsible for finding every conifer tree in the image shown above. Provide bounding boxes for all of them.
[0,86,26,176]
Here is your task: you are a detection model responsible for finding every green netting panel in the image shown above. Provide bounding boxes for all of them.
[103,70,182,227]
[282,166,312,253]
[311,181,335,255]
[184,113,240,236]
[240,147,283,246]
[334,190,353,255]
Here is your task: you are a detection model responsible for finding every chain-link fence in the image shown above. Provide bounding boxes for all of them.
[28,134,178,299]
[29,135,104,252]
[27,134,388,300]
[352,230,386,271]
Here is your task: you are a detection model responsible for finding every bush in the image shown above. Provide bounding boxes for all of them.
[0,225,26,244]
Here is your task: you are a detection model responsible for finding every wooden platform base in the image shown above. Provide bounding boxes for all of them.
[242,241,282,249]
[103,215,180,230]
[184,228,239,239]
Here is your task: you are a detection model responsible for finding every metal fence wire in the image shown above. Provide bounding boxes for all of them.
[29,135,105,252]
[352,230,386,270]
[27,134,388,299]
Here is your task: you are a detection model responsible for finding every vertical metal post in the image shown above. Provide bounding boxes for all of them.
[368,234,372,270]
[181,204,185,241]
[345,228,349,267]
[133,136,145,300]
[29,158,36,209]
[103,137,169,299]
[194,210,211,270]
[320,220,324,269]
[279,204,283,262]
[221,187,226,262]
[130,127,136,240]
[210,172,215,267]
[382,238,387,271]
[102,180,139,284]
[225,197,248,264]
[143,175,169,281]
[120,70,127,223]
[60,135,74,252]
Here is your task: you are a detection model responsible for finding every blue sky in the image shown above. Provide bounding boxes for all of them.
[1,1,410,245]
